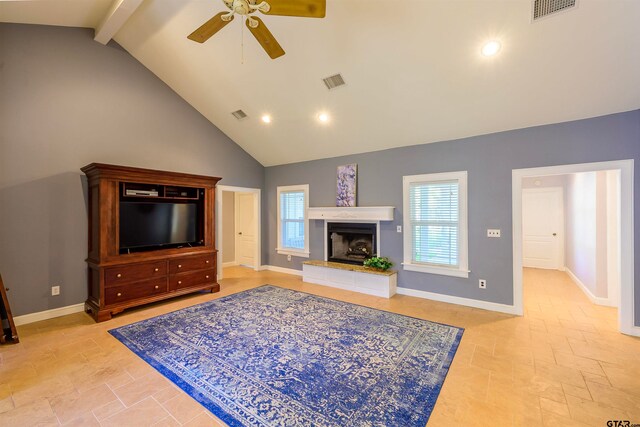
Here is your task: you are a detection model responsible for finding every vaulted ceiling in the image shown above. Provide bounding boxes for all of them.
[2,0,639,166]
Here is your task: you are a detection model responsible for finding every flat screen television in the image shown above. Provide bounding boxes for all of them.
[119,202,199,252]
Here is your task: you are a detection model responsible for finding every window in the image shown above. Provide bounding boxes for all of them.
[403,171,468,278]
[277,184,309,257]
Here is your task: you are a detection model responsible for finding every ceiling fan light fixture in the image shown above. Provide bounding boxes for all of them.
[261,114,272,124]
[481,40,501,57]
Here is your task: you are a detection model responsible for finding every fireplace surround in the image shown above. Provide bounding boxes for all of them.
[327,222,377,265]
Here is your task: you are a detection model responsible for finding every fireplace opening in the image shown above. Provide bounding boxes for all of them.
[327,222,377,265]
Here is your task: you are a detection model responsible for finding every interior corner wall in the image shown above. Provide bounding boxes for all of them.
[565,172,598,294]
[595,171,609,298]
[0,24,265,316]
[265,109,640,326]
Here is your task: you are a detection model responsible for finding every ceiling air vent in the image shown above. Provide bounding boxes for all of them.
[322,73,346,90]
[533,0,576,20]
[231,109,248,120]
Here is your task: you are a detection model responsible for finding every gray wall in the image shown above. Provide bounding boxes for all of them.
[265,109,640,326]
[0,24,265,316]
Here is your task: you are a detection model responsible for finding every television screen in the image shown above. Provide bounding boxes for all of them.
[119,202,198,250]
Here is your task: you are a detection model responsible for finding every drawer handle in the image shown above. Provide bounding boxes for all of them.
[178,281,182,285]
[178,264,182,268]
[205,260,210,264]
[116,273,122,278]
[117,292,122,297]
[154,285,159,290]
[154,268,159,272]
[205,275,210,279]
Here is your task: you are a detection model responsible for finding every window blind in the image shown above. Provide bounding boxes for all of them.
[280,191,305,249]
[409,180,459,267]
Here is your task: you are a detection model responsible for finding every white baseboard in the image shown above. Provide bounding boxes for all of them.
[565,268,616,307]
[396,286,520,315]
[621,325,640,337]
[222,261,238,268]
[13,303,85,326]
[261,265,303,276]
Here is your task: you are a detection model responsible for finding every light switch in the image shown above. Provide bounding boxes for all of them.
[397,225,402,233]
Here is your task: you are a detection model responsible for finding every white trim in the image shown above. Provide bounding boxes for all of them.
[513,159,635,335]
[217,185,262,281]
[13,303,85,326]
[274,248,310,258]
[277,184,310,257]
[308,206,394,221]
[565,268,616,307]
[262,265,303,276]
[402,263,469,278]
[396,286,519,315]
[402,171,469,278]
[222,261,238,268]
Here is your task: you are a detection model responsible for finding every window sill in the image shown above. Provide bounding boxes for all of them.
[276,248,310,258]
[402,262,469,278]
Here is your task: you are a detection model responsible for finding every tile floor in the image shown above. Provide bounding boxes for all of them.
[1,267,639,426]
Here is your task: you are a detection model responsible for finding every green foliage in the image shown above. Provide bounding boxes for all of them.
[363,256,393,271]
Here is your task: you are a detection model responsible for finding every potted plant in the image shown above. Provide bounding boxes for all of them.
[363,256,393,271]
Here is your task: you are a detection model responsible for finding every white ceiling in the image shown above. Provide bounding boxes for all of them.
[2,0,639,166]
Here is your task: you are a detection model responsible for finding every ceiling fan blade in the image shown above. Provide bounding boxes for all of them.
[246,17,285,59]
[187,12,234,43]
[262,0,326,18]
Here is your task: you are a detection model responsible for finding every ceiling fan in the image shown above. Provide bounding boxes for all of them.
[188,0,326,59]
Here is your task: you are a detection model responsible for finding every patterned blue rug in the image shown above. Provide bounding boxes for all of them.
[109,285,463,426]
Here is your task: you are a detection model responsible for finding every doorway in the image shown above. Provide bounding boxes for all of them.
[512,160,636,336]
[216,185,261,281]
[522,187,564,270]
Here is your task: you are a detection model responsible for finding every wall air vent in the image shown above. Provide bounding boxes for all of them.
[231,109,248,120]
[533,0,577,20]
[322,73,346,90]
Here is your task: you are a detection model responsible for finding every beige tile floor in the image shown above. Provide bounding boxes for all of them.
[1,267,639,426]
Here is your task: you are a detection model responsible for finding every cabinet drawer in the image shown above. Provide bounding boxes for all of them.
[105,278,168,305]
[170,269,216,290]
[169,254,215,274]
[105,261,167,286]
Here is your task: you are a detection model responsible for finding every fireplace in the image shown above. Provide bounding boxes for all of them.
[327,222,377,265]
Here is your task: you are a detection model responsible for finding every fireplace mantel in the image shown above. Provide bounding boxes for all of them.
[308,206,394,221]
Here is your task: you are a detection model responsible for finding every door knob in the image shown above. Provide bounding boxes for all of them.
[552,233,557,236]
[238,232,243,235]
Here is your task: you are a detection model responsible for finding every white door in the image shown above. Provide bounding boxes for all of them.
[235,193,256,267]
[522,188,563,269]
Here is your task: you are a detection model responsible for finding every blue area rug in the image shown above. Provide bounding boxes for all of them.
[109,285,463,426]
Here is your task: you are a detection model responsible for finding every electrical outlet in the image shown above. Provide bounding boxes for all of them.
[479,279,487,289]
[51,285,60,296]
[397,225,402,233]
[287,254,292,262]
[487,229,501,238]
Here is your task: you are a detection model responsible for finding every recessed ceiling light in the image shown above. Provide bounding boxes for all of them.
[261,115,272,124]
[481,40,501,57]
[318,113,329,123]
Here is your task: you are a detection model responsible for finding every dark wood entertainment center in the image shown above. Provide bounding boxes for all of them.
[82,163,221,322]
